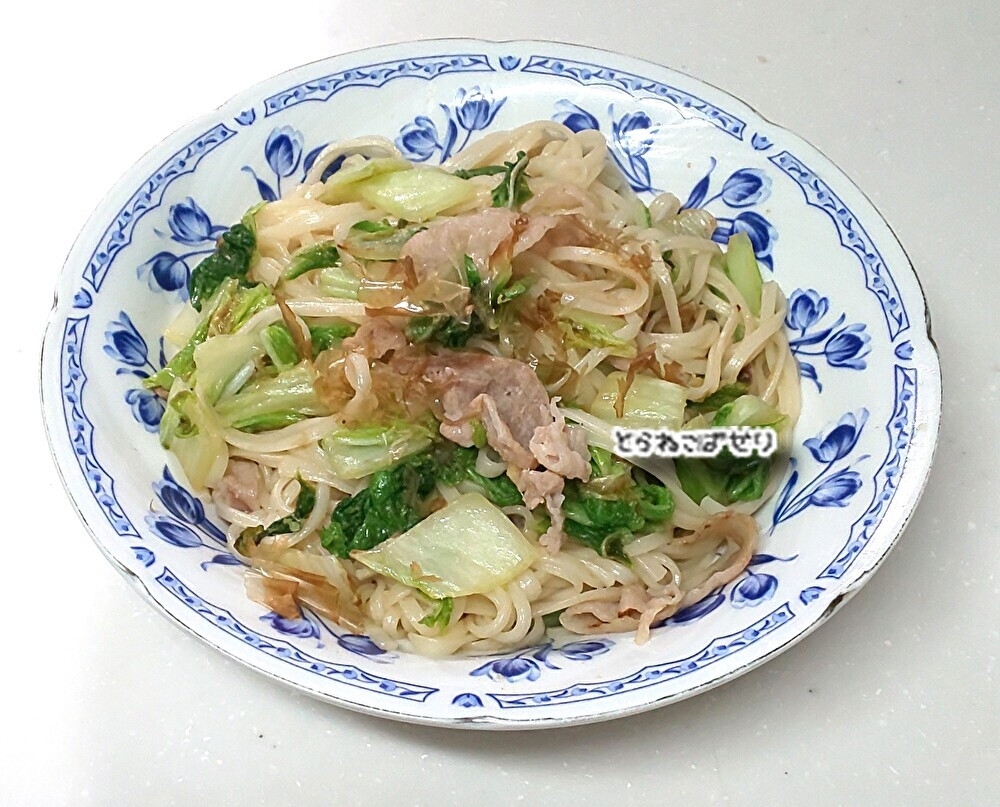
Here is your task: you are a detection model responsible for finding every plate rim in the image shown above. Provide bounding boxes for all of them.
[40,37,942,729]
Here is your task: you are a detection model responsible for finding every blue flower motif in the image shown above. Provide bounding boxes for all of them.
[772,406,871,531]
[559,640,612,661]
[747,553,798,566]
[125,388,164,432]
[825,323,871,369]
[612,110,653,152]
[138,251,188,293]
[147,467,226,545]
[167,197,223,245]
[751,133,772,151]
[607,109,656,191]
[397,115,442,162]
[804,409,869,464]
[681,158,716,211]
[301,143,346,181]
[73,289,93,308]
[499,55,521,71]
[103,312,148,367]
[731,573,778,608]
[668,590,726,624]
[265,126,304,179]
[720,169,772,208]
[262,612,321,644]
[730,211,777,263]
[786,290,870,388]
[453,86,505,131]
[242,166,278,202]
[452,693,484,708]
[145,513,203,548]
[786,289,830,331]
[200,553,244,570]
[798,361,820,387]
[799,586,825,605]
[471,656,541,682]
[552,100,600,133]
[337,634,386,656]
[153,466,206,524]
[808,469,863,507]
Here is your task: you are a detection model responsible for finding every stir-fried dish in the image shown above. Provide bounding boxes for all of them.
[147,121,800,656]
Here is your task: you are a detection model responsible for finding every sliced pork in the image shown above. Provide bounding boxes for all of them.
[528,401,590,480]
[401,208,519,283]
[341,317,408,359]
[422,350,551,468]
[421,350,591,553]
[213,458,263,513]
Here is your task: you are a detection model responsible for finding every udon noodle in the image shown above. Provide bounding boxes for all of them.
[149,121,800,656]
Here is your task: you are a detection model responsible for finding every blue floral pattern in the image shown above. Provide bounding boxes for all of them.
[551,101,777,264]
[146,466,227,548]
[679,158,777,267]
[786,288,871,390]
[552,100,657,193]
[261,611,323,647]
[242,126,304,202]
[799,586,825,605]
[260,605,398,661]
[771,410,870,531]
[729,553,797,609]
[663,553,797,627]
[103,312,165,431]
[45,42,932,724]
[138,197,227,298]
[470,639,612,682]
[396,86,506,162]
[243,126,345,202]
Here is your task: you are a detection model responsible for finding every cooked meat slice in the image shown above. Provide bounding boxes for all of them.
[400,208,519,283]
[421,351,590,550]
[529,401,590,481]
[422,350,550,467]
[473,394,536,469]
[214,458,263,513]
[511,467,563,510]
[559,583,682,643]
[509,468,567,554]
[341,317,407,359]
[511,214,559,256]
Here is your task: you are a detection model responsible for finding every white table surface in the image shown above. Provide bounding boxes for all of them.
[6,1,998,804]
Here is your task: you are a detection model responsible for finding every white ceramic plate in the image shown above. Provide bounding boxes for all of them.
[41,39,940,729]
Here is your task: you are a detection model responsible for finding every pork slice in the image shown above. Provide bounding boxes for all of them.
[423,350,551,467]
[559,583,681,641]
[511,214,559,256]
[400,208,519,283]
[529,401,590,481]
[511,468,564,511]
[214,458,263,513]
[509,468,567,554]
[472,394,536,469]
[341,317,407,359]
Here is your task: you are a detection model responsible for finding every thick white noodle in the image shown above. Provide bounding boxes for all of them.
[166,123,801,656]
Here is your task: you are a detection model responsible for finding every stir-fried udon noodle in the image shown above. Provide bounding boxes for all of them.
[148,121,800,656]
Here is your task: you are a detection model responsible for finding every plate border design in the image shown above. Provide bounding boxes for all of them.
[45,40,938,726]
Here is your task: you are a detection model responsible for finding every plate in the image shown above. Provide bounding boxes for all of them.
[41,39,940,728]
